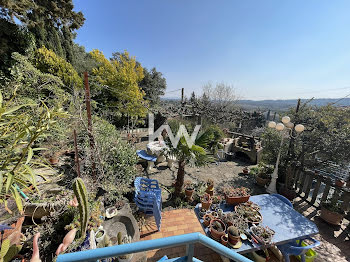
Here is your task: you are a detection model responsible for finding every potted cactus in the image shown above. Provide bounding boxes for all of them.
[227,226,240,245]
[206,178,214,196]
[117,232,133,262]
[209,219,226,241]
[201,193,212,210]
[184,180,194,200]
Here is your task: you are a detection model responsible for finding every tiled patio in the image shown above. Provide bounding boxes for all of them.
[139,209,223,262]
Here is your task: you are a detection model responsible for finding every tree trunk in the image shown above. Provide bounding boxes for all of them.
[174,160,185,196]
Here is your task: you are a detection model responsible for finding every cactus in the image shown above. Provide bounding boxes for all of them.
[228,226,239,236]
[73,178,89,238]
[117,232,123,245]
[0,239,21,262]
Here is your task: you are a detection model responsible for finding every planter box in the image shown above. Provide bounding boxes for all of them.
[320,207,344,225]
[225,195,250,205]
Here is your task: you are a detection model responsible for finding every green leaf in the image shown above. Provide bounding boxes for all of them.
[11,186,23,213]
[5,172,13,194]
[2,104,34,116]
[25,147,33,164]
[0,239,10,258]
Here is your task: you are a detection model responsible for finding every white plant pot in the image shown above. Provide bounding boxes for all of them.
[95,229,106,243]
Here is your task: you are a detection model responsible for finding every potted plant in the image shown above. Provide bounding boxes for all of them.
[95,228,106,243]
[184,180,195,200]
[250,225,275,245]
[224,187,250,205]
[221,234,228,246]
[335,179,346,187]
[320,199,345,225]
[251,164,273,186]
[209,219,226,241]
[117,232,133,262]
[279,165,297,201]
[206,178,214,196]
[211,195,221,210]
[243,167,249,174]
[203,214,212,227]
[227,226,240,245]
[201,193,212,210]
[199,208,207,218]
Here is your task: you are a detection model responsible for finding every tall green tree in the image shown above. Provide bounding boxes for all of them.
[139,67,167,105]
[0,0,85,62]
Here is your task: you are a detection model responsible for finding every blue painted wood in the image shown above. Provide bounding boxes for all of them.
[57,232,252,262]
[194,194,319,254]
[137,149,157,162]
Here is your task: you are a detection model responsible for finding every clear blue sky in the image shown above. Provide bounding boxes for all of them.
[74,0,350,100]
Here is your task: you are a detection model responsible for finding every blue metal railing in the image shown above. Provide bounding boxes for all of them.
[57,232,252,262]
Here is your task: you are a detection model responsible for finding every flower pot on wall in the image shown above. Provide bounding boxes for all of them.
[320,206,344,225]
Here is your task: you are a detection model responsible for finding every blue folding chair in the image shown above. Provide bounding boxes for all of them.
[277,237,320,262]
[134,177,162,231]
[271,193,293,207]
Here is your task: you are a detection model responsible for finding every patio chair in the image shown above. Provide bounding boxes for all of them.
[134,177,162,231]
[271,193,293,207]
[277,237,320,262]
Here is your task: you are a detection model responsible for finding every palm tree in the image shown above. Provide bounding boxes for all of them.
[167,129,213,197]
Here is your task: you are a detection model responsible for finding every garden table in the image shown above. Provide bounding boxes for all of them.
[194,194,319,254]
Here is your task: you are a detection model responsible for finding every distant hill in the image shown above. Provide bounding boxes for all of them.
[238,98,350,111]
[161,97,350,111]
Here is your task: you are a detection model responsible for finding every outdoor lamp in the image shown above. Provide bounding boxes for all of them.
[266,115,305,194]
[276,123,285,131]
[268,121,276,128]
[295,124,305,133]
[282,116,291,124]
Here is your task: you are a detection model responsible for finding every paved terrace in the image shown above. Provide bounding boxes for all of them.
[139,209,291,262]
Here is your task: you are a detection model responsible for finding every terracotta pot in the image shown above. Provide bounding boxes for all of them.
[49,157,59,165]
[335,180,345,187]
[225,195,250,205]
[228,232,240,245]
[243,167,249,174]
[207,184,214,191]
[256,176,270,186]
[206,188,214,196]
[279,187,296,201]
[185,188,194,198]
[221,234,228,246]
[203,214,212,227]
[320,206,344,225]
[209,219,226,241]
[201,200,212,210]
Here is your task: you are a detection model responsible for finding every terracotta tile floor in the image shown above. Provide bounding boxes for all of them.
[139,209,222,262]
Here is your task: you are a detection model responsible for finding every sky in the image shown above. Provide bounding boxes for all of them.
[74,0,350,100]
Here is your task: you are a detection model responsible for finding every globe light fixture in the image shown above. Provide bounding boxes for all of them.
[282,116,291,124]
[266,115,305,194]
[295,124,305,133]
[276,123,285,131]
[268,121,276,128]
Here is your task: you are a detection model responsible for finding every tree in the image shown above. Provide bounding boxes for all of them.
[0,0,85,62]
[90,49,147,119]
[197,82,240,124]
[139,67,166,105]
[0,18,33,74]
[33,46,82,91]
[166,120,212,196]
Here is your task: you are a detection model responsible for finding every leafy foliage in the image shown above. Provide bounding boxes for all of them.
[90,49,147,119]
[139,67,166,106]
[33,46,82,91]
[0,18,33,75]
[81,117,138,204]
[0,90,67,213]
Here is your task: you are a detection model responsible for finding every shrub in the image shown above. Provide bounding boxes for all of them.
[82,117,138,204]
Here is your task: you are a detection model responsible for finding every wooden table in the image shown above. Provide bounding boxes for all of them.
[194,194,319,254]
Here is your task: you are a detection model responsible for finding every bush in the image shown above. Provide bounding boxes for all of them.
[82,117,138,205]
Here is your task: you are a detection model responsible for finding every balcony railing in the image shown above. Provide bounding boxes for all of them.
[57,232,253,262]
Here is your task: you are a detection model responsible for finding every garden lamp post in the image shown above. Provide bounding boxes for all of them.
[266,116,305,194]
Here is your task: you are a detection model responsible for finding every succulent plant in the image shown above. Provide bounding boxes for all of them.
[73,178,89,238]
[228,226,239,237]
